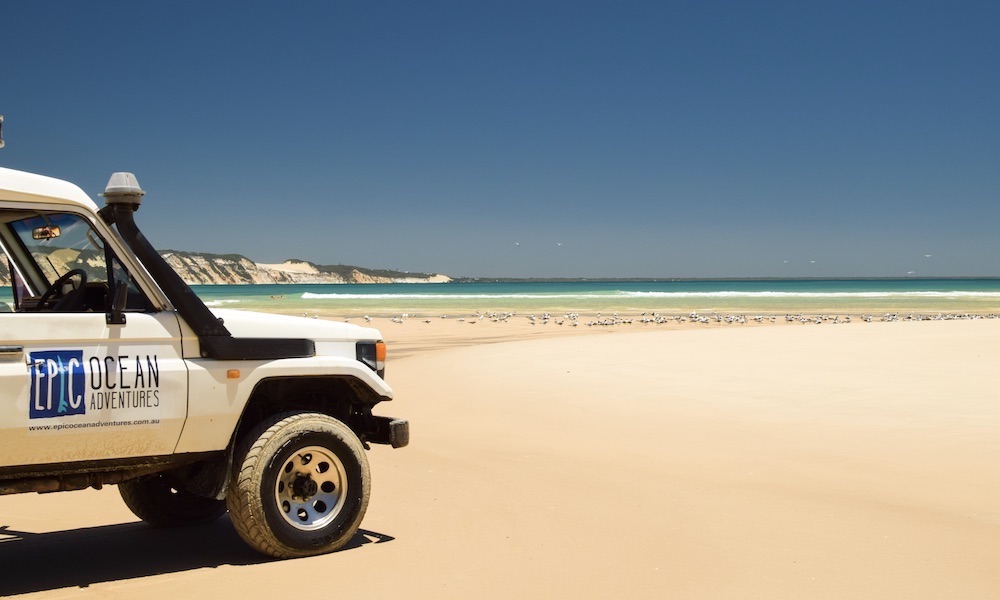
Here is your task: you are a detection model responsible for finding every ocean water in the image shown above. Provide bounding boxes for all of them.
[5,279,997,317]
[188,279,1000,317]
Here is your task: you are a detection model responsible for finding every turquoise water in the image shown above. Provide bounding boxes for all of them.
[5,279,998,316]
[188,279,1000,317]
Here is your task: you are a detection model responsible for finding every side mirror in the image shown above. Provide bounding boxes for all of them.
[107,281,128,325]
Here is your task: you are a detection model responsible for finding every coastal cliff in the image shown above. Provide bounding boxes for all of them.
[0,250,450,286]
[162,251,451,285]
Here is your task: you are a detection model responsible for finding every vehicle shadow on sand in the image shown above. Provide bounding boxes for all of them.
[0,516,394,596]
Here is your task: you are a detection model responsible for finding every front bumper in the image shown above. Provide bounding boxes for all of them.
[367,416,410,449]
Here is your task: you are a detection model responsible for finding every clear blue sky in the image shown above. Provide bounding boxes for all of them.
[3,1,998,278]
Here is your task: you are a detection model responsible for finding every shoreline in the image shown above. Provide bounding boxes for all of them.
[273,307,1000,360]
[181,278,1000,322]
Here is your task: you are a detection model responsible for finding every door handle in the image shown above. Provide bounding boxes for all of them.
[0,346,24,361]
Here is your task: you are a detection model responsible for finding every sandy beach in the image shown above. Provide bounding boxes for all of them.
[2,317,999,598]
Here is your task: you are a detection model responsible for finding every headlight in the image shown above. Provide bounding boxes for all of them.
[356,340,386,378]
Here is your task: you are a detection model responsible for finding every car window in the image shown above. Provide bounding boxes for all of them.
[2,212,152,313]
[10,213,108,285]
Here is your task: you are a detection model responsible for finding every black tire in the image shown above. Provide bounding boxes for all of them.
[119,473,228,527]
[226,412,371,558]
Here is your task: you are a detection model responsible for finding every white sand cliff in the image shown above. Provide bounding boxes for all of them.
[158,254,451,285]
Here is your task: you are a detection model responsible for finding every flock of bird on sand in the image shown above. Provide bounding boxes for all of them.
[352,310,1000,327]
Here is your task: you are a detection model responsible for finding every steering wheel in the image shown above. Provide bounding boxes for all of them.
[36,268,88,312]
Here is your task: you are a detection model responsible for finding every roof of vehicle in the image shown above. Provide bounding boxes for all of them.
[0,166,99,212]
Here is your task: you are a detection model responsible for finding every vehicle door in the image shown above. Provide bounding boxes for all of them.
[0,210,188,469]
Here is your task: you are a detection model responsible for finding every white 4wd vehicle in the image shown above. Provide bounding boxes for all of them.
[0,139,407,558]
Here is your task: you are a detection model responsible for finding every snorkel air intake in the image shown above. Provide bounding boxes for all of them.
[99,172,315,360]
[101,173,229,338]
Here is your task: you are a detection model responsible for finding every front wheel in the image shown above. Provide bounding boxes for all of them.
[226,412,371,558]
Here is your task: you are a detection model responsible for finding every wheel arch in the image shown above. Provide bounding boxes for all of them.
[174,375,386,501]
[233,375,385,447]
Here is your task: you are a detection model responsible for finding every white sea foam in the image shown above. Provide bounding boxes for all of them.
[204,299,243,306]
[300,292,605,300]
[618,290,1000,299]
[300,290,1000,300]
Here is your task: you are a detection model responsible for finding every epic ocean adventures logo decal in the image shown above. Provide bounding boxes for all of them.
[29,350,161,420]
[29,350,86,418]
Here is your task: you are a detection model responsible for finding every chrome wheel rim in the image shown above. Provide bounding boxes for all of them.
[274,445,348,531]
